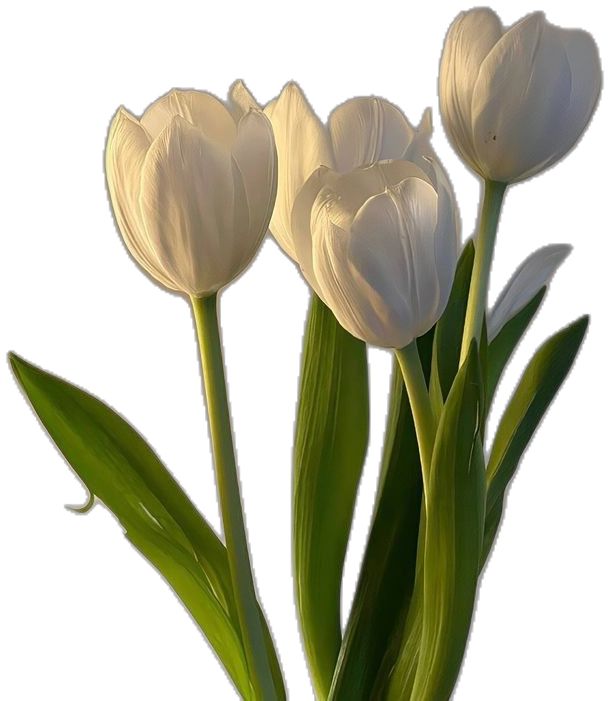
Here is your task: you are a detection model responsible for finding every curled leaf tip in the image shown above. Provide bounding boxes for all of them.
[66,491,96,515]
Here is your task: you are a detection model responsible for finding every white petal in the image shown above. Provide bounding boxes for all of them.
[290,166,340,295]
[105,108,176,289]
[141,89,237,146]
[472,14,573,182]
[228,80,261,119]
[139,116,243,297]
[264,82,333,259]
[328,97,416,172]
[347,177,442,346]
[488,243,572,339]
[232,110,277,269]
[439,8,503,173]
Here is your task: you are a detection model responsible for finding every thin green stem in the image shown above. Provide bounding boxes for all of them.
[395,341,437,486]
[459,180,507,365]
[191,293,277,701]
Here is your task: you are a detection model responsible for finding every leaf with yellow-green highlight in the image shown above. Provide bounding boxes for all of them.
[483,316,589,564]
[293,295,369,699]
[9,353,285,700]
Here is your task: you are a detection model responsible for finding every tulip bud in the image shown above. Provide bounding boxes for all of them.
[263,82,436,261]
[291,159,460,348]
[439,9,601,183]
[106,87,277,298]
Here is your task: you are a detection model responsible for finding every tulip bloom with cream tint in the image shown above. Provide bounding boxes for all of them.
[439,9,601,184]
[292,160,460,349]
[106,88,277,298]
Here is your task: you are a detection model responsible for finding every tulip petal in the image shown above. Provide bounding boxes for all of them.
[347,178,441,346]
[141,89,237,147]
[439,8,503,172]
[105,108,177,290]
[228,80,261,119]
[488,244,572,339]
[139,116,242,297]
[265,82,333,259]
[472,14,573,182]
[290,166,341,295]
[232,110,278,268]
[328,97,416,172]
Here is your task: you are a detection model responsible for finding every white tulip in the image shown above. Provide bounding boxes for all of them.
[488,244,572,339]
[290,159,460,348]
[261,82,436,261]
[106,87,277,298]
[440,9,601,183]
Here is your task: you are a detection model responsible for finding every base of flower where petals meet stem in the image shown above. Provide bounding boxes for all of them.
[190,292,279,701]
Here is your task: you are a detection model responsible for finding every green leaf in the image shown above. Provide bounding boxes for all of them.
[486,287,546,404]
[429,241,475,412]
[484,316,589,556]
[292,295,369,698]
[9,353,285,700]
[407,343,486,701]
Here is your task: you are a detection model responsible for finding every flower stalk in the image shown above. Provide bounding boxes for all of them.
[460,180,507,364]
[191,293,277,701]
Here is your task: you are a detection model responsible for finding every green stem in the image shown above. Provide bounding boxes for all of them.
[191,293,277,701]
[459,180,507,365]
[395,341,437,486]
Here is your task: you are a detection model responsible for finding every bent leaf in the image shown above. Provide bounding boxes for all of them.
[409,343,485,701]
[9,353,285,700]
[484,317,589,557]
[292,295,369,698]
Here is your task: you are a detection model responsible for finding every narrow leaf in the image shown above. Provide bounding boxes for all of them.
[485,317,589,550]
[408,343,486,701]
[9,353,285,700]
[293,295,369,698]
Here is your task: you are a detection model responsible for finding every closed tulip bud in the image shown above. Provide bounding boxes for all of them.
[106,87,277,298]
[262,81,436,262]
[440,9,601,183]
[290,159,460,348]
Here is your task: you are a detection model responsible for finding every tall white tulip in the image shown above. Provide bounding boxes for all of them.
[261,82,436,262]
[291,159,460,349]
[106,87,277,298]
[440,9,601,183]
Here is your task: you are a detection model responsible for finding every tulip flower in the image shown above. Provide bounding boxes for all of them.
[440,9,601,184]
[263,82,436,263]
[291,158,460,350]
[106,87,277,298]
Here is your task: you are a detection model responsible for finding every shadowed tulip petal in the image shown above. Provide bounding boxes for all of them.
[328,97,416,173]
[228,80,261,119]
[488,244,572,338]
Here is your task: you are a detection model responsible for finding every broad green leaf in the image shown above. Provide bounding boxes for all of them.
[9,353,285,700]
[486,287,546,404]
[293,295,369,698]
[407,343,486,701]
[429,241,475,413]
[484,317,589,555]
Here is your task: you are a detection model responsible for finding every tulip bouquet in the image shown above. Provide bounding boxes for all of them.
[9,8,601,701]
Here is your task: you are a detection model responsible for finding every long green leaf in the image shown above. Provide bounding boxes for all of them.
[407,343,486,701]
[486,287,546,404]
[9,353,285,700]
[329,334,431,700]
[429,241,475,412]
[293,295,369,698]
[484,317,589,560]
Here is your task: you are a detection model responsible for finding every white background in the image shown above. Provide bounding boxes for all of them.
[1,1,608,698]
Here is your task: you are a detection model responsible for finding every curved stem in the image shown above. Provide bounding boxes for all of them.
[459,180,507,365]
[395,341,437,490]
[191,293,277,701]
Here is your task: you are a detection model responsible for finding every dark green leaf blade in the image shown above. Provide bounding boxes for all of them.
[292,295,369,698]
[486,287,546,404]
[9,353,286,699]
[484,316,589,555]
[406,343,486,701]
